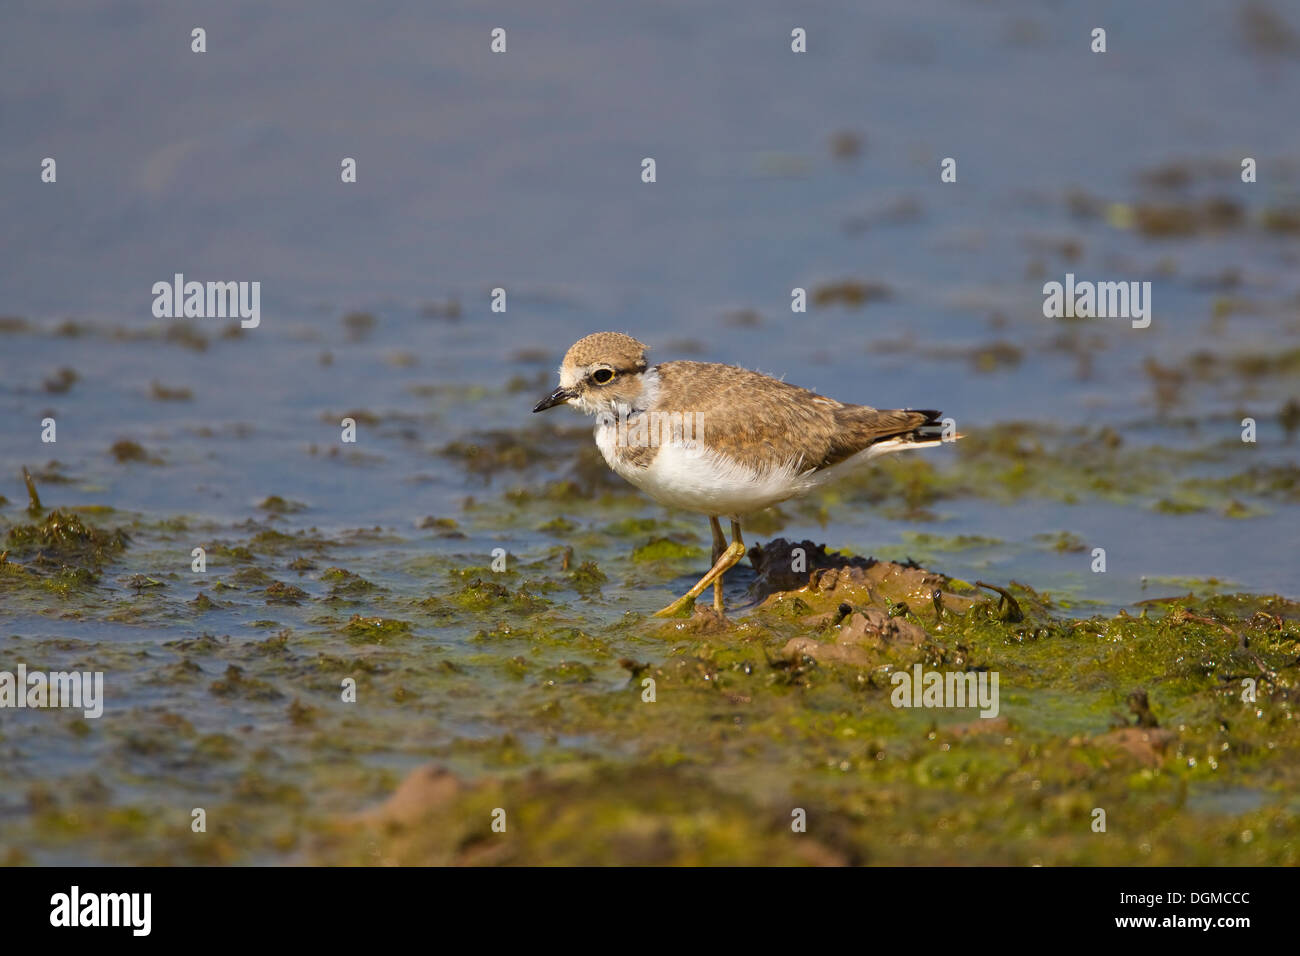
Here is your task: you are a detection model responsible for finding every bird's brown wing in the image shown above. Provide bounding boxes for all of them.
[815,405,941,470]
[653,362,938,473]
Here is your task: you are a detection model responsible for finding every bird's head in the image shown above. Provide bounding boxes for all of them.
[532,332,650,416]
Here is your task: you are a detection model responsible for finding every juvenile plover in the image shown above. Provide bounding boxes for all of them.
[533,332,950,616]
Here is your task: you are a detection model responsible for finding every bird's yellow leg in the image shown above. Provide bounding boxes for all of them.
[709,516,726,612]
[654,519,745,618]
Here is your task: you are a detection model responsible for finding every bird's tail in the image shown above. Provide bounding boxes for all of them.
[865,409,957,459]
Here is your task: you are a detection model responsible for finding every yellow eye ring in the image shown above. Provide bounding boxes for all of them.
[592,368,615,384]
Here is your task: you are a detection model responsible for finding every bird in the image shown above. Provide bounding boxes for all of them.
[532,332,951,616]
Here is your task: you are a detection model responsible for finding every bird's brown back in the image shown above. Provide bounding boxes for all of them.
[652,361,935,473]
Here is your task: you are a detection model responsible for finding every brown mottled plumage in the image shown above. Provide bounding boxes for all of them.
[560,331,648,374]
[533,332,952,616]
[647,361,937,473]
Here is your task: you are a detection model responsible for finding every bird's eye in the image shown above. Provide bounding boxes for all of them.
[591,368,615,384]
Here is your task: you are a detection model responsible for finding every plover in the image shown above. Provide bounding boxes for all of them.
[533,332,951,616]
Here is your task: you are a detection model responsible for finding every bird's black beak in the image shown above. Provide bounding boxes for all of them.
[532,385,576,413]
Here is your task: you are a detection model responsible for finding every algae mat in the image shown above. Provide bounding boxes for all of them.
[2,477,1297,865]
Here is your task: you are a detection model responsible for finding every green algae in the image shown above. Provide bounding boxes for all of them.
[417,516,460,532]
[1035,531,1088,553]
[341,614,414,644]
[42,567,99,597]
[451,578,551,612]
[258,495,307,514]
[601,517,664,537]
[108,439,156,464]
[210,665,283,700]
[209,543,256,562]
[1,483,1297,867]
[565,560,607,594]
[265,581,309,604]
[249,528,328,554]
[1,508,128,603]
[321,567,380,598]
[232,567,273,587]
[540,660,596,686]
[900,532,1003,552]
[537,515,577,533]
[631,537,702,563]
[5,509,128,561]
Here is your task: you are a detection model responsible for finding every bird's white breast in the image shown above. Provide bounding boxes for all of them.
[595,418,812,517]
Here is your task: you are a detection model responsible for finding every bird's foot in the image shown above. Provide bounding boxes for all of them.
[652,594,698,618]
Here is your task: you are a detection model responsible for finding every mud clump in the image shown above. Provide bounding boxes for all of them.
[748,538,979,613]
[748,538,873,596]
[742,539,991,670]
[1091,727,1178,768]
[354,765,463,829]
[323,763,847,866]
[783,606,932,668]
